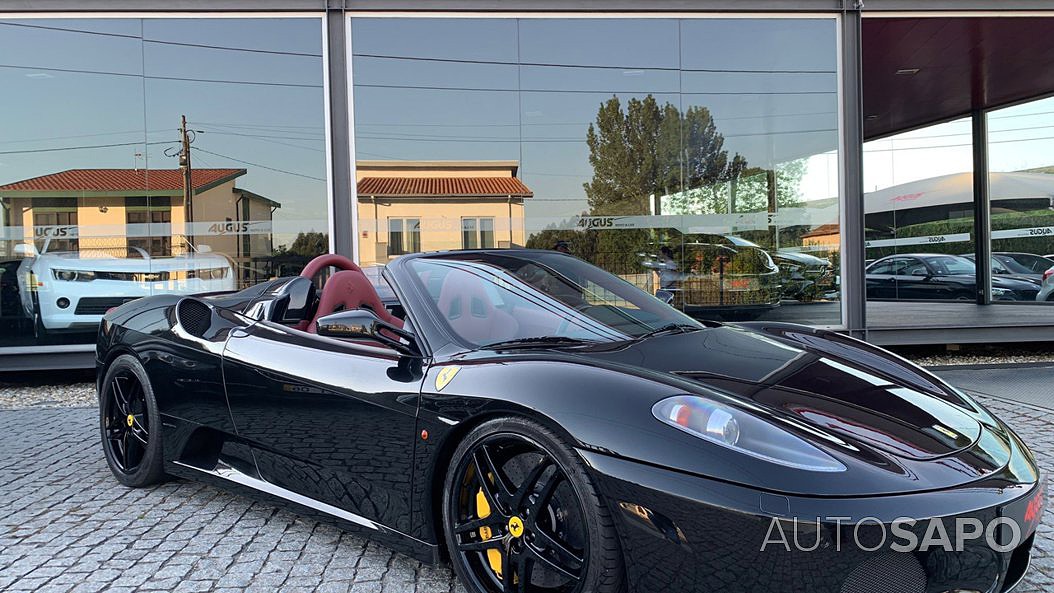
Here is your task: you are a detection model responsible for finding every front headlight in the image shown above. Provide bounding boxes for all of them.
[653,395,846,472]
[52,269,95,282]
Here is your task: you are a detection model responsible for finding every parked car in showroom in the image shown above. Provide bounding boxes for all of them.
[0,257,28,321]
[20,245,235,333]
[994,251,1054,274]
[1037,265,1054,302]
[769,250,834,301]
[641,235,780,321]
[960,253,1044,284]
[96,250,1042,593]
[866,253,1040,301]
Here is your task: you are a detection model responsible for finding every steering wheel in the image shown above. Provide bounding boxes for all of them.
[300,254,362,278]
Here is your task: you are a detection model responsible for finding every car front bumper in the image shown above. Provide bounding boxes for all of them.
[580,450,1042,593]
[36,277,234,330]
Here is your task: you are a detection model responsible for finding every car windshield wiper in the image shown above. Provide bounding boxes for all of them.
[633,323,705,341]
[480,336,600,350]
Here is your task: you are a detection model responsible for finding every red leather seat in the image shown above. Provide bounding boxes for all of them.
[436,268,517,344]
[305,270,404,333]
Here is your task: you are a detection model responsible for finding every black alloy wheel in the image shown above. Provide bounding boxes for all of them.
[99,355,166,487]
[443,418,622,593]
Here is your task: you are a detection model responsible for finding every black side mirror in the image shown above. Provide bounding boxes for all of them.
[911,269,930,278]
[315,309,418,355]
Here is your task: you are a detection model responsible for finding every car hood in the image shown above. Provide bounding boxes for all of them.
[564,324,1026,494]
[771,251,829,267]
[991,275,1039,289]
[994,274,1042,286]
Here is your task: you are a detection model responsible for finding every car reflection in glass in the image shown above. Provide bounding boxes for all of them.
[866,253,1040,301]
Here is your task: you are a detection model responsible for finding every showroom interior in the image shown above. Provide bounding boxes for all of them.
[2,0,1054,369]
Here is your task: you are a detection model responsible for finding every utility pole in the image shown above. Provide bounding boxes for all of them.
[180,115,195,247]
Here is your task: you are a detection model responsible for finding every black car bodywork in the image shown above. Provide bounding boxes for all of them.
[994,252,1054,275]
[866,253,1041,301]
[961,253,1047,285]
[97,249,1042,593]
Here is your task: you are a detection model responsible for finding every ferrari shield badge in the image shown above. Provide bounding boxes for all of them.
[435,366,461,392]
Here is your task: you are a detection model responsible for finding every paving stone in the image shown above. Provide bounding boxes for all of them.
[0,389,1050,592]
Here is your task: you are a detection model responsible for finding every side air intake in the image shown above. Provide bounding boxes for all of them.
[176,298,212,338]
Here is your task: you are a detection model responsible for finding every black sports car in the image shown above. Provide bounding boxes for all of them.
[97,250,1043,593]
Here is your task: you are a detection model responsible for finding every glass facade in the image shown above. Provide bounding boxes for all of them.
[862,97,1054,326]
[0,16,329,348]
[987,97,1054,305]
[863,117,979,305]
[350,16,843,326]
[3,8,1054,360]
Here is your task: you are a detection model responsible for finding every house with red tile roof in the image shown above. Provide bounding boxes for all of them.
[355,160,532,265]
[0,168,279,280]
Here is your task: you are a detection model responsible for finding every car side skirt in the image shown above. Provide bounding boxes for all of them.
[159,417,440,565]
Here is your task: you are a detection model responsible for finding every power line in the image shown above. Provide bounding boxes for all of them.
[144,38,320,58]
[195,129,325,142]
[0,62,321,89]
[864,133,1054,153]
[197,130,325,153]
[0,129,162,146]
[352,52,836,75]
[191,121,325,131]
[0,140,176,156]
[0,21,322,58]
[192,146,325,182]
[354,81,834,96]
[883,122,1054,142]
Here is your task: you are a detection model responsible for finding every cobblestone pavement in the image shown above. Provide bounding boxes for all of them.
[0,393,1051,592]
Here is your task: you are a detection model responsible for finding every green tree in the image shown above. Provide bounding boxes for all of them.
[275,231,328,258]
[733,159,808,213]
[580,95,747,263]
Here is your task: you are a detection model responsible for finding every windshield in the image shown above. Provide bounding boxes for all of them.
[926,256,976,276]
[993,255,1035,274]
[408,252,701,347]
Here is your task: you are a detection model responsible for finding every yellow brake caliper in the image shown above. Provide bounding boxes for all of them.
[476,488,504,578]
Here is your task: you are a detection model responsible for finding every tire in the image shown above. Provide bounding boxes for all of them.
[442,416,623,593]
[98,354,167,488]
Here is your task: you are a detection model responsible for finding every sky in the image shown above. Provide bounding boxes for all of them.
[351,17,840,225]
[800,93,1054,201]
[0,17,329,246]
[4,15,1052,243]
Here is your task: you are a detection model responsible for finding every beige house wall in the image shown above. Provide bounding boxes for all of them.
[358,198,526,266]
[76,197,128,251]
[187,181,239,258]
[802,233,840,251]
[5,178,277,260]
[12,196,129,251]
[247,196,275,256]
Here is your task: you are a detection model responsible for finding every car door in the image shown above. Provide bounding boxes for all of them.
[894,257,934,300]
[866,258,900,299]
[221,320,425,533]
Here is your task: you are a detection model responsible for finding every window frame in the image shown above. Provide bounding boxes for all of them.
[461,216,496,250]
[388,216,421,256]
